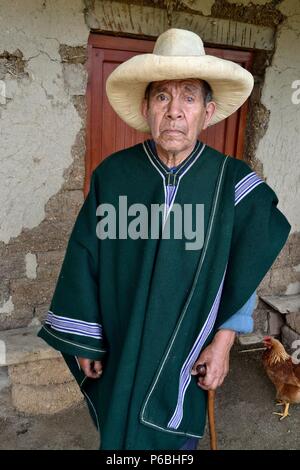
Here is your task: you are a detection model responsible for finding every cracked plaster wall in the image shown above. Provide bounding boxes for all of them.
[255,0,300,234]
[0,0,89,328]
[0,0,89,243]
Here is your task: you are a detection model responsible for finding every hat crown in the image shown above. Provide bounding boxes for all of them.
[153,28,205,57]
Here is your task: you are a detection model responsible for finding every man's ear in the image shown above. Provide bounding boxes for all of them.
[141,98,148,120]
[202,101,216,130]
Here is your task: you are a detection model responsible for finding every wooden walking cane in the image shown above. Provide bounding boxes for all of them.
[196,364,217,451]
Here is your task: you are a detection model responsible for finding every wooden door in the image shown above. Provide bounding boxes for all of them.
[85,34,253,195]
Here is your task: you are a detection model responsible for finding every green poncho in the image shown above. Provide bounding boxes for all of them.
[38,141,290,450]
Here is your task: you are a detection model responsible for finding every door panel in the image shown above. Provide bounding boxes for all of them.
[102,54,150,159]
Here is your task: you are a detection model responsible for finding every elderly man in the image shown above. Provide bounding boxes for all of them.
[38,29,290,450]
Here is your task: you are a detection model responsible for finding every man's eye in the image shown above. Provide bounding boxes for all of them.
[157,94,168,101]
[186,96,195,103]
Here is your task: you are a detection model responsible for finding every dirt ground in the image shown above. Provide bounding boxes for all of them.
[0,345,299,450]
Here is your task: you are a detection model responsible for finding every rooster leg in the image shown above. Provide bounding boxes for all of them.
[275,400,285,406]
[273,403,290,420]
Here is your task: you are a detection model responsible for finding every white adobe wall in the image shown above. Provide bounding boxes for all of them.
[252,0,300,233]
[0,0,88,243]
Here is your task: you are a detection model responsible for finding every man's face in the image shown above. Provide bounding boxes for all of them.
[141,79,215,156]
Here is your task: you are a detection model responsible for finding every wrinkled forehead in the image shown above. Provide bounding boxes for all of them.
[149,79,202,94]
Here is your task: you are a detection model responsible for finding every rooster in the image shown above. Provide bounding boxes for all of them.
[262,336,300,420]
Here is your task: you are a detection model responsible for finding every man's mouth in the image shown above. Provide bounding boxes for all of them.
[162,129,185,135]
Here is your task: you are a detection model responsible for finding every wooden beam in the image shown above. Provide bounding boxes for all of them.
[85,0,275,51]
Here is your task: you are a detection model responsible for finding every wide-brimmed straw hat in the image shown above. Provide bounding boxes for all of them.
[106,28,254,132]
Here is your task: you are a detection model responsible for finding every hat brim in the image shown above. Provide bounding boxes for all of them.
[106,54,254,132]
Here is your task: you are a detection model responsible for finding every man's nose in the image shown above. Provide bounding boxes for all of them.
[166,98,183,120]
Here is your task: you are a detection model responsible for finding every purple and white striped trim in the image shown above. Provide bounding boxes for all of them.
[167,270,226,430]
[235,172,263,206]
[45,311,103,339]
[166,185,177,209]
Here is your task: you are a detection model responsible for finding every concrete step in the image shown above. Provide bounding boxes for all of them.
[0,326,83,414]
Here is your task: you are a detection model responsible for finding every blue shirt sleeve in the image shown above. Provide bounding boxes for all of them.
[218,291,256,334]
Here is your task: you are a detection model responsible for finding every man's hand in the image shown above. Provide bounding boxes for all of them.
[77,357,103,379]
[190,329,236,391]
